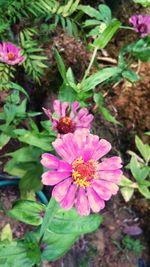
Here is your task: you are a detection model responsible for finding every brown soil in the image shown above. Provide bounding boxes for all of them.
[111,62,150,136]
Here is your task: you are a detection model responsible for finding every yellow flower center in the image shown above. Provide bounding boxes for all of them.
[72,157,98,188]
[7,52,15,60]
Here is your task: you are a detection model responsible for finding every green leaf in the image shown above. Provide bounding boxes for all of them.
[0,133,10,149]
[81,67,121,92]
[4,158,28,177]
[119,175,138,188]
[145,131,150,136]
[39,197,102,261]
[1,224,12,242]
[19,164,43,195]
[59,83,77,103]
[120,187,134,202]
[133,0,150,7]
[18,131,54,151]
[98,4,112,23]
[7,82,29,99]
[7,200,46,226]
[54,48,67,82]
[93,19,121,49]
[94,92,120,124]
[24,233,41,265]
[83,19,100,27]
[135,135,150,163]
[138,179,150,187]
[130,156,141,180]
[0,241,33,267]
[42,230,78,261]
[5,147,42,163]
[122,70,141,83]
[131,38,150,62]
[99,106,119,124]
[137,166,150,181]
[138,185,150,199]
[49,206,103,235]
[66,67,76,89]
[78,5,102,20]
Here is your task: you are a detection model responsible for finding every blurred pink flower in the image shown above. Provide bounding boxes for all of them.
[41,130,123,216]
[130,15,150,37]
[43,100,94,135]
[0,42,24,65]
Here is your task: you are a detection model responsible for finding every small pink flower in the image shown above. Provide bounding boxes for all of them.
[41,130,123,216]
[130,15,150,37]
[43,100,94,135]
[0,42,24,65]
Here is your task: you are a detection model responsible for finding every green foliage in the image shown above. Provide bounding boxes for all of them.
[94,92,120,124]
[1,224,12,242]
[7,200,46,226]
[79,4,112,36]
[122,235,144,255]
[0,0,80,39]
[93,19,121,49]
[0,63,15,89]
[20,30,48,83]
[133,0,150,7]
[122,37,150,63]
[79,4,121,48]
[0,198,102,265]
[0,240,34,267]
[120,136,150,201]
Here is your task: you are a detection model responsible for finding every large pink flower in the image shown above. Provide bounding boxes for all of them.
[41,130,123,216]
[43,100,93,136]
[130,15,150,37]
[0,42,24,65]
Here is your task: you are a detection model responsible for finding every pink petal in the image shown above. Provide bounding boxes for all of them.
[61,133,79,160]
[98,156,122,171]
[92,139,112,160]
[41,153,72,171]
[58,160,72,172]
[42,108,52,120]
[41,153,59,169]
[70,101,80,118]
[87,186,105,212]
[76,188,90,216]
[91,181,112,200]
[76,114,94,129]
[82,134,99,161]
[42,171,70,185]
[99,169,123,183]
[93,180,119,195]
[60,184,77,210]
[61,102,69,117]
[130,15,138,28]
[52,177,73,202]
[76,108,88,120]
[52,137,76,163]
[73,129,89,152]
[53,100,62,118]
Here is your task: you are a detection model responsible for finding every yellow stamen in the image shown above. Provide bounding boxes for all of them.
[72,156,98,188]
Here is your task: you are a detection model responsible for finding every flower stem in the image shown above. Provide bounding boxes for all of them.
[82,46,98,83]
[39,198,57,243]
[120,26,134,30]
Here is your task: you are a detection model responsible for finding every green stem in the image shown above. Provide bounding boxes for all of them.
[120,26,134,30]
[82,46,98,83]
[39,198,57,243]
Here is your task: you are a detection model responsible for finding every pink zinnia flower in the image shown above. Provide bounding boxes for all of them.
[0,42,24,65]
[41,130,123,216]
[130,15,150,37]
[43,100,94,135]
